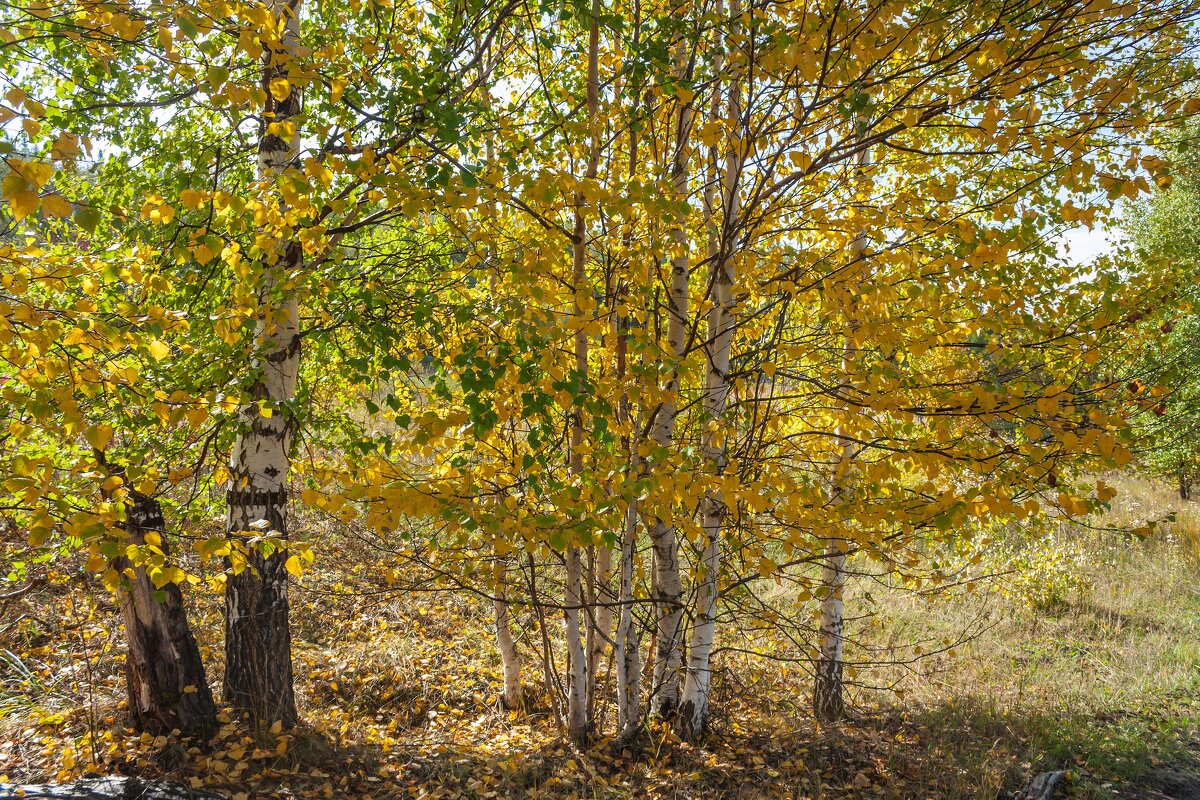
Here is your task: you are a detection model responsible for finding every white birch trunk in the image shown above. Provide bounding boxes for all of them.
[813,537,849,722]
[564,548,588,743]
[813,123,872,725]
[586,545,613,714]
[613,67,644,740]
[613,297,643,739]
[678,1,741,737]
[493,558,522,710]
[223,0,302,730]
[564,0,601,745]
[646,40,696,720]
[614,492,641,738]
[483,73,521,712]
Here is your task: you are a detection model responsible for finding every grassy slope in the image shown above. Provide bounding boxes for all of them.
[0,474,1197,799]
[853,474,1200,799]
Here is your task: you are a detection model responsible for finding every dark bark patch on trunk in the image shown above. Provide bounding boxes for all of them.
[223,493,298,730]
[115,490,217,740]
[812,658,845,724]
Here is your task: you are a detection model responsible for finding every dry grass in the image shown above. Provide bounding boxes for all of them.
[837,473,1200,798]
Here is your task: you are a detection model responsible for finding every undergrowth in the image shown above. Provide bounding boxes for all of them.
[0,473,1197,799]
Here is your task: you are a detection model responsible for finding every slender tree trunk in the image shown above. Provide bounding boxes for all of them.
[646,39,696,721]
[493,557,522,710]
[613,282,642,740]
[646,519,682,718]
[528,553,564,730]
[563,0,602,746]
[678,3,741,737]
[613,44,644,739]
[1180,472,1191,501]
[585,545,614,716]
[223,0,302,730]
[116,489,217,740]
[614,493,641,739]
[564,549,588,744]
[812,124,871,726]
[482,59,523,709]
[813,538,849,722]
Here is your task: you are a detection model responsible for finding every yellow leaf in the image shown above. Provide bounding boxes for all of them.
[40,194,71,218]
[179,188,204,209]
[197,536,231,558]
[194,243,216,264]
[285,555,303,578]
[51,131,81,161]
[85,424,114,451]
[29,524,51,547]
[8,190,38,220]
[268,77,291,102]
[147,339,171,361]
[1,172,26,201]
[85,553,107,573]
[15,160,53,188]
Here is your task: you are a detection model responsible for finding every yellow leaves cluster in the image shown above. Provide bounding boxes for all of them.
[140,195,176,224]
[2,158,56,220]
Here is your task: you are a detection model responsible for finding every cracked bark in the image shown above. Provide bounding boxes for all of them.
[115,489,217,740]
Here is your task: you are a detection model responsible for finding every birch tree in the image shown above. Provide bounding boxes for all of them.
[811,124,871,725]
[222,0,304,729]
[677,0,742,738]
[492,560,523,710]
[107,467,218,739]
[563,0,603,745]
[644,26,698,721]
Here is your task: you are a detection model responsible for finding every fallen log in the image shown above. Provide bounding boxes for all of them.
[0,777,225,799]
[1015,770,1068,800]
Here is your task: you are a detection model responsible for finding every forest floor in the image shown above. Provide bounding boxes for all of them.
[0,474,1198,799]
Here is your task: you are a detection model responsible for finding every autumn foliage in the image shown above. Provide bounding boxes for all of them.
[1,0,1199,794]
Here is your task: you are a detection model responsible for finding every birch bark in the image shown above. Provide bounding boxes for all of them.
[812,127,871,725]
[564,0,602,745]
[493,559,522,710]
[116,488,217,739]
[678,0,741,736]
[645,38,696,720]
[223,0,303,730]
[613,42,644,737]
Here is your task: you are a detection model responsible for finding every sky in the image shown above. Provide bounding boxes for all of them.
[1057,224,1117,266]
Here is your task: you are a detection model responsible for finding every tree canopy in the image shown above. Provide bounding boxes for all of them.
[0,0,1198,759]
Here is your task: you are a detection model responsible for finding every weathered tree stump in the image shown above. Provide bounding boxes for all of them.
[0,777,225,799]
